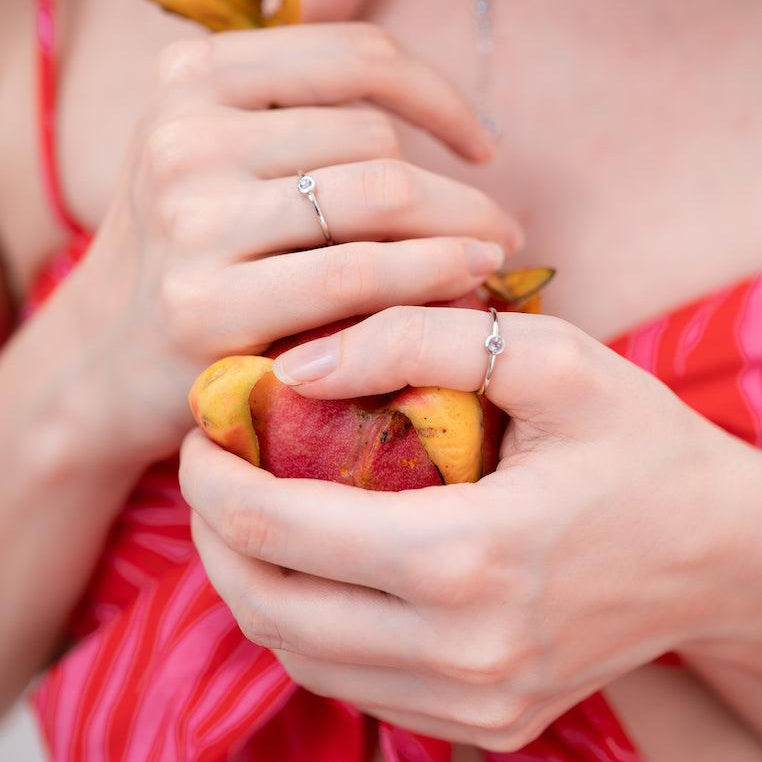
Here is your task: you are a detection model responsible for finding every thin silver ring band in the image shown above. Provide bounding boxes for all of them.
[297,171,334,245]
[477,307,505,395]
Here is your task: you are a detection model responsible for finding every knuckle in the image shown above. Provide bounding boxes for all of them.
[471,186,504,225]
[446,641,515,686]
[155,191,224,247]
[359,110,401,158]
[238,607,286,652]
[406,491,495,603]
[478,713,542,754]
[351,23,400,65]
[218,502,273,559]
[143,116,206,183]
[428,539,491,604]
[361,158,417,214]
[470,698,527,734]
[158,269,204,345]
[322,248,381,310]
[382,305,428,373]
[154,38,211,88]
[155,191,188,239]
[478,728,531,754]
[416,238,466,293]
[542,317,591,384]
[410,520,492,605]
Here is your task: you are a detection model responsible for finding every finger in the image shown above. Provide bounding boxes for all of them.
[361,707,534,754]
[276,652,528,734]
[192,512,432,668]
[271,307,616,426]
[247,106,403,177]
[180,429,478,598]
[362,681,612,754]
[146,106,403,182]
[161,161,521,257]
[198,238,505,354]
[158,24,494,162]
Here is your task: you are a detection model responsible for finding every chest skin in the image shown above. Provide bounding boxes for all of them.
[3,0,762,338]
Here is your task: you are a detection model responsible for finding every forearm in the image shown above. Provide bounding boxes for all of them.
[680,434,762,737]
[0,273,151,714]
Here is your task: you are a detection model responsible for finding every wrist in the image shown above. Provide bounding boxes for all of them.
[7,265,158,480]
[64,242,193,465]
[677,422,762,657]
[13,377,149,520]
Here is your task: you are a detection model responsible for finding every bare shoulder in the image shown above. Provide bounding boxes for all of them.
[0,0,28,338]
[0,0,26,59]
[0,0,30,190]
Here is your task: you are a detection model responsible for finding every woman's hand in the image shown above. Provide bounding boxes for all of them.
[68,23,518,463]
[180,306,762,751]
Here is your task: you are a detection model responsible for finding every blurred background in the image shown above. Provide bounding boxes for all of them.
[0,698,46,761]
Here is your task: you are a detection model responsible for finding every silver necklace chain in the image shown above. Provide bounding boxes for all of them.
[473,0,499,137]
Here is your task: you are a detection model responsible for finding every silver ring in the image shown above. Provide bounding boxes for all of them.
[297,171,334,245]
[477,307,505,395]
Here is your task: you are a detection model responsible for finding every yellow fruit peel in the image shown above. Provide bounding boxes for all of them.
[149,0,300,31]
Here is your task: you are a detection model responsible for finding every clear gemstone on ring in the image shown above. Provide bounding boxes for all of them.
[485,334,505,354]
[297,175,315,194]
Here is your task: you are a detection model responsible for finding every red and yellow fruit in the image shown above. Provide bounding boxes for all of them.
[188,268,554,490]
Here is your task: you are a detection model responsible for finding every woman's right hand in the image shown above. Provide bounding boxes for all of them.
[71,23,522,463]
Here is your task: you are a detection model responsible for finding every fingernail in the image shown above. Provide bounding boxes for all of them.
[468,242,505,276]
[272,337,339,386]
[474,136,497,163]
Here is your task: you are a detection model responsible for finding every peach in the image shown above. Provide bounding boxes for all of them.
[188,355,272,466]
[390,387,483,484]
[188,267,555,490]
[245,373,483,489]
[157,0,558,492]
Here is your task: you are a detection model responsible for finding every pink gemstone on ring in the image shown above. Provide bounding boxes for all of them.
[485,334,505,354]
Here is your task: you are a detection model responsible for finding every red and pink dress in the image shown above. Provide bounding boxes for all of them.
[23,1,762,759]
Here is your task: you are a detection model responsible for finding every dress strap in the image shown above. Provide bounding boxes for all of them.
[36,0,87,238]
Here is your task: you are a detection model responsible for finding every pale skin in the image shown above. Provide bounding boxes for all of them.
[181,306,762,752]
[1,0,762,759]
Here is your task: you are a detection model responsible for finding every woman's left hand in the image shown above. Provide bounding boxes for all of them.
[180,306,760,752]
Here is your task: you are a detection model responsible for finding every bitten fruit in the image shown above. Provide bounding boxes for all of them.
[188,268,555,491]
[188,355,273,466]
